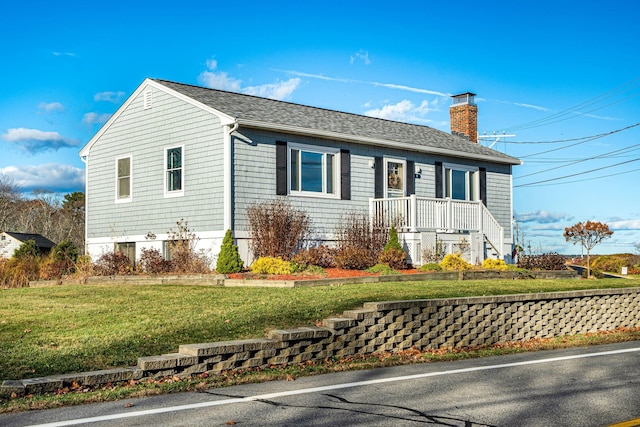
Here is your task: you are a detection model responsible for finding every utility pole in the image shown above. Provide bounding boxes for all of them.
[478,131,515,149]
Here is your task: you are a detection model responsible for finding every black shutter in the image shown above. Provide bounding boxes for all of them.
[340,149,351,200]
[275,141,287,195]
[374,157,384,198]
[479,167,487,206]
[406,160,415,196]
[435,161,443,198]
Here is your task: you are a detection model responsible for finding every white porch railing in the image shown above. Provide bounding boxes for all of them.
[369,195,504,257]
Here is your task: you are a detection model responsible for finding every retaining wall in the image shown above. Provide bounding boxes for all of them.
[2,287,638,397]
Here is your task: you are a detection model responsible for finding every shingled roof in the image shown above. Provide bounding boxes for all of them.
[3,232,56,249]
[154,79,521,165]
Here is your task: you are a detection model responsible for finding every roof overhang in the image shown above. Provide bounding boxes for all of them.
[237,119,522,166]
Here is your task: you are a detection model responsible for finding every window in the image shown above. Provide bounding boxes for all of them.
[116,156,132,202]
[385,159,405,198]
[163,240,176,261]
[165,146,184,196]
[443,164,478,201]
[288,143,339,197]
[115,242,135,266]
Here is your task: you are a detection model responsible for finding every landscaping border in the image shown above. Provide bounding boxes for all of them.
[3,285,636,398]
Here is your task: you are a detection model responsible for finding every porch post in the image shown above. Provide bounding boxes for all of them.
[446,198,452,231]
[477,201,483,234]
[369,198,375,230]
[410,194,417,232]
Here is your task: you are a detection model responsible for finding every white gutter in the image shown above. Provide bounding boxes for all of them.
[237,119,522,166]
[223,121,239,231]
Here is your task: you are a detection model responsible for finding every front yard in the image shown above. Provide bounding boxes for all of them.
[2,277,639,383]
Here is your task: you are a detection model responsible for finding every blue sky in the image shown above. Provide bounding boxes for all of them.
[1,0,639,255]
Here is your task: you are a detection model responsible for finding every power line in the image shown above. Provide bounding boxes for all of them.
[502,77,640,132]
[514,157,640,187]
[503,122,640,144]
[516,167,640,187]
[516,142,640,179]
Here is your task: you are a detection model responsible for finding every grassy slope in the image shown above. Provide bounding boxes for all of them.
[2,278,639,382]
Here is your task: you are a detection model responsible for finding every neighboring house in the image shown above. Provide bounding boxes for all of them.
[80,79,521,267]
[0,232,56,259]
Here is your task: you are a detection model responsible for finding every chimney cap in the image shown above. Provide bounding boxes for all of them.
[451,92,476,106]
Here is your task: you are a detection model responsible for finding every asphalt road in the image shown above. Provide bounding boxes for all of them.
[2,341,640,427]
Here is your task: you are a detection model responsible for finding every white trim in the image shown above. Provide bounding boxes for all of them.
[238,119,522,166]
[164,145,184,198]
[223,123,237,231]
[442,162,479,201]
[115,155,133,203]
[288,142,341,199]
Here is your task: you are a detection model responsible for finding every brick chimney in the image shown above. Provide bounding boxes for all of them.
[450,92,478,143]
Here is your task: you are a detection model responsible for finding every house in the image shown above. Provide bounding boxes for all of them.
[80,79,521,267]
[0,232,56,259]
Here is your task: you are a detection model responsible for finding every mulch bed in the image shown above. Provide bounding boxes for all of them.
[226,268,423,281]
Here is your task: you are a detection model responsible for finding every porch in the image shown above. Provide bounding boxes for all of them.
[369,195,504,263]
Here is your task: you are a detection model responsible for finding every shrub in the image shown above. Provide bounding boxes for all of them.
[419,262,442,272]
[334,247,377,270]
[422,239,444,264]
[216,230,244,274]
[293,245,336,268]
[13,240,39,259]
[482,258,508,271]
[167,219,211,274]
[366,263,398,275]
[440,254,472,271]
[248,199,311,260]
[517,252,567,270]
[74,255,94,284]
[378,247,407,270]
[94,251,132,276]
[591,255,627,274]
[334,211,387,270]
[384,226,403,252]
[51,240,79,264]
[250,257,292,275]
[42,240,80,279]
[1,257,41,287]
[138,248,173,274]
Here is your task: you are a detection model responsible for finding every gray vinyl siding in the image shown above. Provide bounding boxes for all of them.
[232,129,513,239]
[86,87,225,239]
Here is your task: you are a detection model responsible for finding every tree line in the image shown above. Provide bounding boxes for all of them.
[0,175,84,254]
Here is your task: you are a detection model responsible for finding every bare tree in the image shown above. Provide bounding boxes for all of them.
[564,221,614,277]
[0,174,22,230]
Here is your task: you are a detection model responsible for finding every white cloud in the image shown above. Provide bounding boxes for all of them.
[515,210,572,224]
[514,102,551,112]
[364,99,435,123]
[198,59,242,92]
[38,102,64,113]
[350,50,371,65]
[243,78,301,100]
[94,91,126,103]
[1,128,79,153]
[82,112,112,125]
[608,219,640,231]
[199,58,301,100]
[0,164,84,193]
[52,51,76,57]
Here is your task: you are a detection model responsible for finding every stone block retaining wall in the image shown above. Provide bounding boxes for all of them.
[2,287,638,397]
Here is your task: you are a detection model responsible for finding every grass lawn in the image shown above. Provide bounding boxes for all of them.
[2,278,640,383]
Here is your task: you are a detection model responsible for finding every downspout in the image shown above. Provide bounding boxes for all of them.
[223,121,238,232]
